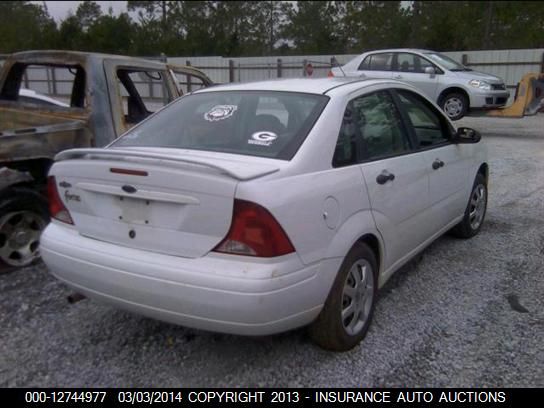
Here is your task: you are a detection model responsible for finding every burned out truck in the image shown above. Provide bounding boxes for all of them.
[0,50,212,268]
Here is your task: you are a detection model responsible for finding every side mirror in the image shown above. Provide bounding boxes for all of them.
[424,66,436,78]
[452,127,481,144]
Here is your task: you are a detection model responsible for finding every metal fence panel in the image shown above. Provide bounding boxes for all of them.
[453,48,544,87]
[3,49,543,105]
[171,49,543,87]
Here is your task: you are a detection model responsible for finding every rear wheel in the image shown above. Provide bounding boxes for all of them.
[0,188,49,269]
[451,173,487,238]
[309,242,377,351]
[440,92,468,120]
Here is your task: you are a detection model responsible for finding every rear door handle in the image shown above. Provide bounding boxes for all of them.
[432,159,445,170]
[376,171,395,185]
[393,74,402,79]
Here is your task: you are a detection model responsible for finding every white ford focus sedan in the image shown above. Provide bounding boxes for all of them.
[41,78,488,351]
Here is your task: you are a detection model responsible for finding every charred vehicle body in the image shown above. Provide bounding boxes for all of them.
[0,50,211,267]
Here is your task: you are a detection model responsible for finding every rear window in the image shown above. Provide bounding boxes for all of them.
[112,91,328,160]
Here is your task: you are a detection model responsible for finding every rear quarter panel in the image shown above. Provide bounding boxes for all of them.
[235,166,379,267]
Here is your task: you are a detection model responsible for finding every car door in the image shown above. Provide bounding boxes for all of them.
[104,59,178,136]
[394,89,470,232]
[392,53,439,100]
[338,90,431,271]
[357,52,394,80]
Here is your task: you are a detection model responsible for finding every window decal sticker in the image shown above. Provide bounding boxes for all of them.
[204,105,238,122]
[248,131,278,146]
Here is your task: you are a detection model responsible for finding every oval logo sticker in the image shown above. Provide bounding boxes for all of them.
[204,105,238,122]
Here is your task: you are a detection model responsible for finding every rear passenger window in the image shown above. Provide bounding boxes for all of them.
[358,56,370,71]
[397,90,451,148]
[333,104,358,167]
[333,91,411,166]
[368,53,394,71]
[359,53,394,71]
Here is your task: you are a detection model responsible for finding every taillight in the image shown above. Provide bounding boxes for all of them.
[47,176,73,224]
[213,199,295,257]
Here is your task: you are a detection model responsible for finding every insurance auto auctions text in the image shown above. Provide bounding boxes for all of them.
[186,390,506,403]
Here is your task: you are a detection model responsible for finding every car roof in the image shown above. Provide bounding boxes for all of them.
[195,77,392,95]
[6,50,172,71]
[360,48,434,54]
[10,50,158,62]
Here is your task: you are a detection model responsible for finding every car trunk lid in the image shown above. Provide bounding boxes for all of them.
[50,148,280,258]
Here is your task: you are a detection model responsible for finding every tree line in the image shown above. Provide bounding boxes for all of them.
[1,1,543,57]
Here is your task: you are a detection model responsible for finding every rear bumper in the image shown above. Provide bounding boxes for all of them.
[41,223,340,335]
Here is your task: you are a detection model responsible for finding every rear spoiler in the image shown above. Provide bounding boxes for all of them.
[54,148,280,181]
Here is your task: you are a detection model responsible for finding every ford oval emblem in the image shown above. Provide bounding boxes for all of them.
[122,185,137,194]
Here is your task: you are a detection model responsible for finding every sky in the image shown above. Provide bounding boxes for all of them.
[41,1,129,22]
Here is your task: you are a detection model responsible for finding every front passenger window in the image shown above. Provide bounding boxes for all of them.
[395,53,435,74]
[397,90,451,148]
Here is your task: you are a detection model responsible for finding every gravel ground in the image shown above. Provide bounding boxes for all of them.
[1,114,543,387]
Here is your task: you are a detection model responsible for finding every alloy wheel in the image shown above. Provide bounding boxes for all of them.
[341,259,375,336]
[0,211,46,267]
[469,184,487,230]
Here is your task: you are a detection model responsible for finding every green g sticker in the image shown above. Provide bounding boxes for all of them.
[248,131,278,146]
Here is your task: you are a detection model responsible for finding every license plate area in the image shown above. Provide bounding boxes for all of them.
[118,196,150,225]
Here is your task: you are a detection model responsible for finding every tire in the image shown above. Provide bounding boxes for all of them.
[450,173,487,239]
[309,242,378,351]
[0,187,49,269]
[440,92,468,121]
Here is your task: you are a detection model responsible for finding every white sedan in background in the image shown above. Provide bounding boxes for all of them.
[332,49,509,120]
[41,77,488,351]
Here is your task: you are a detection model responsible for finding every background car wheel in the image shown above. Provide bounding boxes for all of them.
[440,92,468,120]
[450,173,487,239]
[0,188,49,270]
[309,242,378,352]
